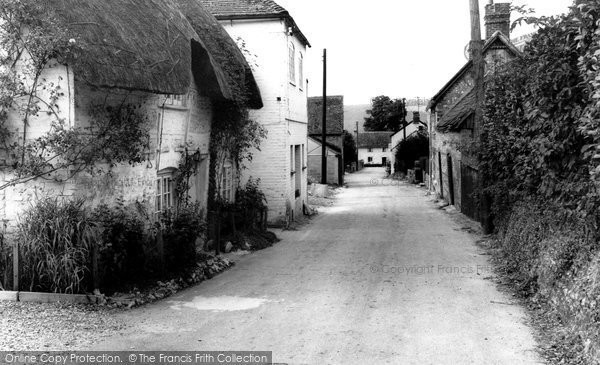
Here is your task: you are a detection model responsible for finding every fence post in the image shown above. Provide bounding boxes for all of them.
[91,241,99,292]
[12,241,18,291]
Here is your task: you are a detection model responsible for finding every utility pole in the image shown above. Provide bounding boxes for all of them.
[355,121,359,167]
[469,0,492,233]
[321,49,327,185]
[470,0,484,138]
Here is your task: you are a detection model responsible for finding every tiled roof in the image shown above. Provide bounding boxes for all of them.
[428,31,521,111]
[357,132,394,149]
[198,0,287,18]
[198,0,310,46]
[436,88,475,132]
[307,96,344,136]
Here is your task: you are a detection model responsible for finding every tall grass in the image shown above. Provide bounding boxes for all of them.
[17,197,98,294]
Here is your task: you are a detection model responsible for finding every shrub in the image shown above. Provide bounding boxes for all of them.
[90,200,149,291]
[234,178,267,230]
[17,197,98,294]
[160,203,205,272]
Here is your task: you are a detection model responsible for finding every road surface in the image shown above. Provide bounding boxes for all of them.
[95,167,543,365]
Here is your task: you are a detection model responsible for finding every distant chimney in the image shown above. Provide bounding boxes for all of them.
[485,2,511,39]
[412,111,421,124]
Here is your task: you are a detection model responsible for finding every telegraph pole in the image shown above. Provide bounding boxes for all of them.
[469,0,492,233]
[321,49,327,184]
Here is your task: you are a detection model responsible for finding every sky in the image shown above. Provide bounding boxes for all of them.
[275,0,574,105]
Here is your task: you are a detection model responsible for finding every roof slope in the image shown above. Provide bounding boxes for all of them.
[307,96,344,136]
[45,0,262,107]
[198,0,310,47]
[308,136,342,154]
[436,88,475,132]
[198,0,287,17]
[357,132,394,149]
[428,31,520,110]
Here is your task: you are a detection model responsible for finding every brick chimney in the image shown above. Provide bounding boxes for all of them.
[485,1,511,39]
[412,111,421,124]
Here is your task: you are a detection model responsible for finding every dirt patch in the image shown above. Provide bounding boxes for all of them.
[308,185,341,207]
[430,196,590,365]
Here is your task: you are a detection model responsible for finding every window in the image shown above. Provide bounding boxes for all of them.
[220,162,233,202]
[156,171,175,213]
[368,157,373,163]
[288,43,295,84]
[382,147,387,152]
[164,94,187,107]
[368,148,373,152]
[298,53,304,89]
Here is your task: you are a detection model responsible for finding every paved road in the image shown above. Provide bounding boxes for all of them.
[96,168,543,364]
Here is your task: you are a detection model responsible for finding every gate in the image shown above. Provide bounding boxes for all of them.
[461,164,480,221]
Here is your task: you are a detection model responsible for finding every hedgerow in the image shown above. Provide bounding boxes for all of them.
[480,2,600,363]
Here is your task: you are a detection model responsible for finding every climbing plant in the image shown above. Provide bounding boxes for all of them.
[0,0,151,189]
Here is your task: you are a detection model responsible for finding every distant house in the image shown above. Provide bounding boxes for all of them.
[428,1,520,220]
[200,0,311,225]
[390,111,428,175]
[307,137,342,185]
[307,96,344,185]
[357,132,394,167]
[1,0,262,224]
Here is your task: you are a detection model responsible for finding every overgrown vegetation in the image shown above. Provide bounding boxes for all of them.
[17,198,96,294]
[393,130,428,174]
[11,196,207,295]
[480,3,600,363]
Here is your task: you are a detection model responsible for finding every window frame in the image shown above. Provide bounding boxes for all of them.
[288,43,296,85]
[220,161,234,202]
[298,52,304,90]
[156,169,176,214]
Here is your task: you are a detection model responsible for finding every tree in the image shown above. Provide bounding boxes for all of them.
[393,130,428,174]
[342,130,356,164]
[364,95,407,132]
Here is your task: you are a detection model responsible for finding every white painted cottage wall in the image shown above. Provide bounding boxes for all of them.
[219,18,309,224]
[1,61,214,225]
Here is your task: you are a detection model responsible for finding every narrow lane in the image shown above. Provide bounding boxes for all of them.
[96,167,543,365]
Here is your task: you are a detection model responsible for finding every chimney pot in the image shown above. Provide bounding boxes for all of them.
[485,2,511,39]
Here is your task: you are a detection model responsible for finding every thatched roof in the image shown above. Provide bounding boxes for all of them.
[357,132,393,149]
[307,96,344,136]
[45,0,262,108]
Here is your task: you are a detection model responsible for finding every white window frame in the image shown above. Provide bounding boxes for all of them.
[163,94,188,108]
[288,43,296,84]
[156,169,175,213]
[220,162,234,202]
[298,52,304,90]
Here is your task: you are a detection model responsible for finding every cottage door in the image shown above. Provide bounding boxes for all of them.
[447,154,455,205]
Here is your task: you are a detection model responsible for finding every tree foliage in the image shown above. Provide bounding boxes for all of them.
[342,130,356,163]
[393,130,428,174]
[364,95,407,132]
[479,3,600,362]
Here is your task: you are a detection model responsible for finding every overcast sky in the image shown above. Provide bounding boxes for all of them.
[275,0,574,105]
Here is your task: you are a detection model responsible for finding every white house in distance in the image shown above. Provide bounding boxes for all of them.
[200,0,311,225]
[357,132,394,167]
